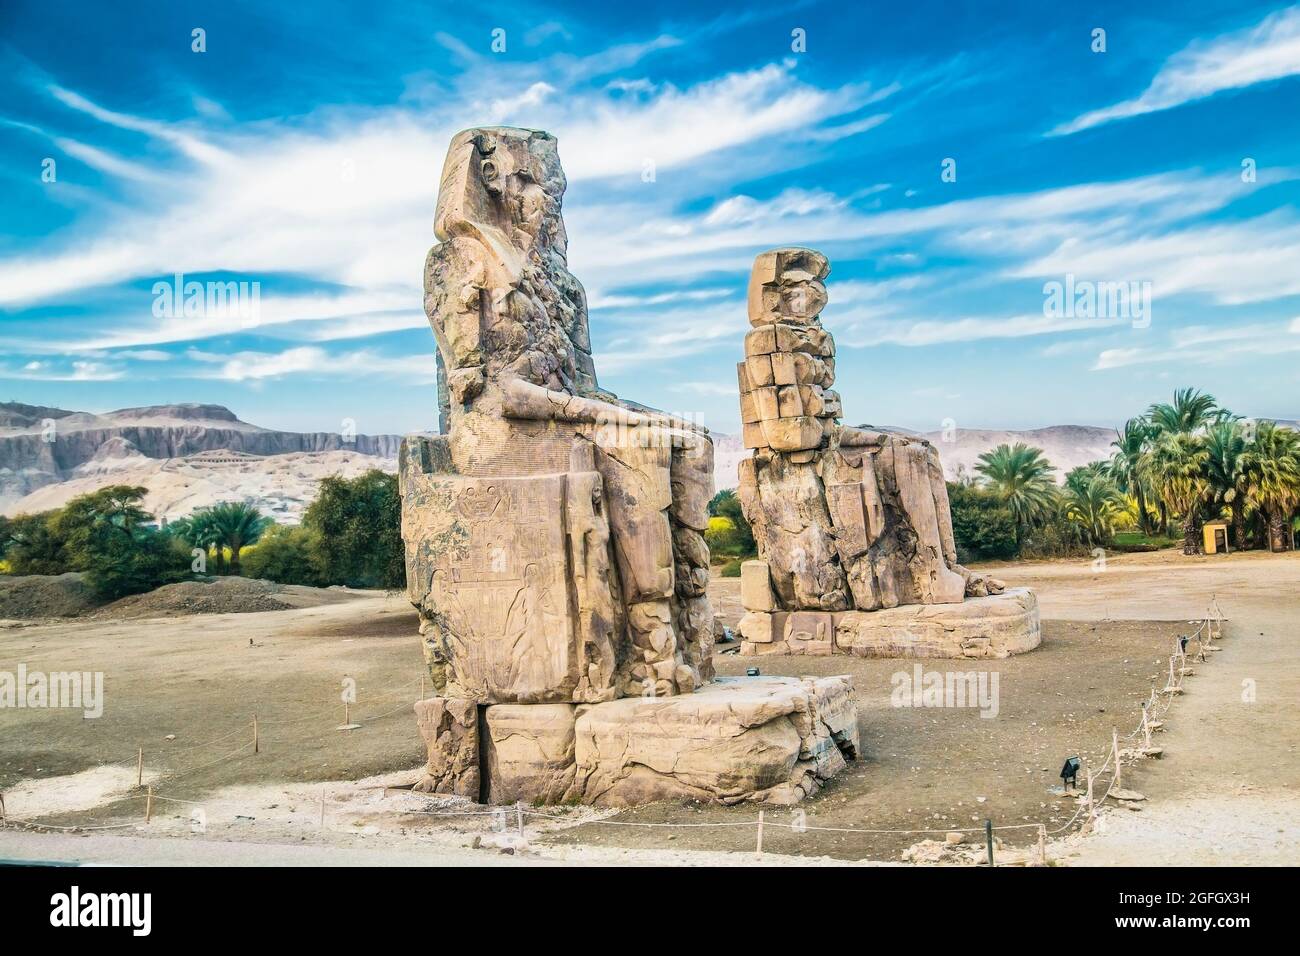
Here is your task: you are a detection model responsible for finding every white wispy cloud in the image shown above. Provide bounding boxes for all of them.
[1053,6,1300,135]
[186,346,437,383]
[1092,320,1300,369]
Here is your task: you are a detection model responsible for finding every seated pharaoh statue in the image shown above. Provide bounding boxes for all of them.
[403,126,714,704]
[735,248,1041,659]
[401,129,859,806]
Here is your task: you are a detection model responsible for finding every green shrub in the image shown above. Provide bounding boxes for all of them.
[303,470,405,589]
[241,524,324,586]
[947,483,1019,561]
[17,486,194,599]
[717,558,743,577]
[705,489,756,558]
[1,511,71,575]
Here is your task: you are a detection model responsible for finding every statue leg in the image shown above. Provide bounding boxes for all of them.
[593,429,695,696]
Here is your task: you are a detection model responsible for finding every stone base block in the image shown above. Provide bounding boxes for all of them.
[737,588,1041,659]
[570,675,857,806]
[414,678,859,807]
[483,703,577,805]
[412,697,480,798]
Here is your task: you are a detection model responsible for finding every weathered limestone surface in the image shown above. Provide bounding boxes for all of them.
[570,676,859,806]
[836,588,1041,658]
[483,703,577,804]
[412,696,479,798]
[739,588,1041,658]
[402,131,855,805]
[402,127,714,704]
[736,247,1038,659]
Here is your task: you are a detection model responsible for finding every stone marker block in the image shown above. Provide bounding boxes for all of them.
[740,560,775,612]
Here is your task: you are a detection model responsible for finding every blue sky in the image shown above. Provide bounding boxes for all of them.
[1,0,1298,436]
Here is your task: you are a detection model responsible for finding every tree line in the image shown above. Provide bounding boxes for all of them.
[957,388,1298,559]
[0,469,405,600]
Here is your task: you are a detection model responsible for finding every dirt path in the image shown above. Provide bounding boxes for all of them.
[991,550,1300,865]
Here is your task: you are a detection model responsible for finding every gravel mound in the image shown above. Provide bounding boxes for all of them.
[0,573,103,619]
[100,576,299,618]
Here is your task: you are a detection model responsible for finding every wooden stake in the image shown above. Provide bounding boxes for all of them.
[984,819,994,867]
[1112,727,1122,788]
[145,786,154,824]
[515,801,524,840]
[420,675,425,701]
[1038,824,1047,865]
[0,791,7,825]
[253,714,259,755]
[756,810,765,858]
[1084,771,1095,829]
[319,791,325,828]
[136,748,143,787]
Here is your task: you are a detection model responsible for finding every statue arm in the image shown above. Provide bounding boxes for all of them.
[501,379,707,434]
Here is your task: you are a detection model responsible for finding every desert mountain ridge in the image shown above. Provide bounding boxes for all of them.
[6,401,1286,520]
[1,401,402,522]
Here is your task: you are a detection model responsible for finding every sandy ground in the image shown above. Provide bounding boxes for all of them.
[1,549,1296,866]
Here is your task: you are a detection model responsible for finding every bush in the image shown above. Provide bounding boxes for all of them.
[4,486,193,599]
[77,526,192,600]
[947,483,1019,561]
[302,470,405,589]
[705,489,756,558]
[1020,512,1093,559]
[717,558,743,577]
[240,524,324,586]
[1,511,71,575]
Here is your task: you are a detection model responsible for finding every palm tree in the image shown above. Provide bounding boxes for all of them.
[1062,465,1126,547]
[1142,432,1210,554]
[198,502,271,576]
[1109,417,1155,535]
[974,443,1058,549]
[1146,387,1223,436]
[1204,422,1249,551]
[1241,421,1300,552]
[169,511,224,573]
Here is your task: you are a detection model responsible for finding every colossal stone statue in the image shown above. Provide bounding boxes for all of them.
[401,131,858,805]
[404,127,712,704]
[735,248,1042,659]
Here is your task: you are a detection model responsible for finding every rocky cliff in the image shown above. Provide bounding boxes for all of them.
[0,402,402,510]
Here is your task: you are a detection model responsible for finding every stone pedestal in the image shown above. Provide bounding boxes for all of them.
[738,587,1041,658]
[413,675,859,806]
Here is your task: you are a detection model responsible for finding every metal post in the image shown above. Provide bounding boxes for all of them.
[253,714,259,755]
[136,748,143,787]
[985,819,994,866]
